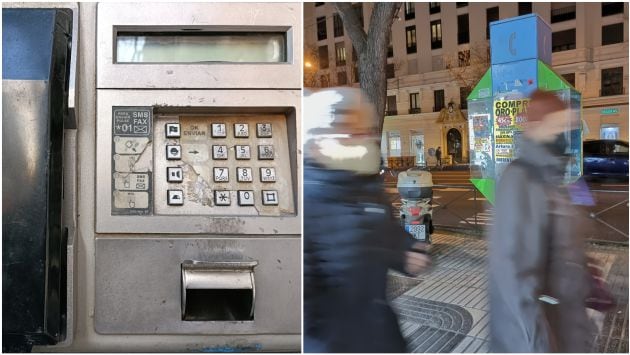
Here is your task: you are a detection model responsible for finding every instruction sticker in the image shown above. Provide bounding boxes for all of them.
[112,107,153,215]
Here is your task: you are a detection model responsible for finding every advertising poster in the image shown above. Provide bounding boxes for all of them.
[469,113,493,176]
[493,99,529,163]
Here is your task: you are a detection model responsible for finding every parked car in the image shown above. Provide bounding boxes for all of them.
[583,139,629,180]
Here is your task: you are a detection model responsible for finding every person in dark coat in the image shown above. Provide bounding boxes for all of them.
[488,90,594,352]
[303,88,430,353]
[435,146,442,167]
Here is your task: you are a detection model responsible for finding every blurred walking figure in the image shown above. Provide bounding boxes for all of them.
[435,146,442,167]
[303,88,430,353]
[488,90,594,352]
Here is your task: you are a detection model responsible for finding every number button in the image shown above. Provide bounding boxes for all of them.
[235,145,251,160]
[234,123,249,138]
[260,167,277,182]
[238,190,255,206]
[237,167,253,182]
[262,190,279,205]
[212,145,228,160]
[167,190,184,205]
[258,145,274,160]
[256,123,272,137]
[211,123,227,138]
[167,167,183,182]
[214,190,231,206]
[165,123,181,138]
[166,145,182,160]
[213,167,229,182]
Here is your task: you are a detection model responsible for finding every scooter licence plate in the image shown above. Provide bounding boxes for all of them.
[405,224,426,241]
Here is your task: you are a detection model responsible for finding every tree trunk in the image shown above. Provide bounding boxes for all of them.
[335,2,402,139]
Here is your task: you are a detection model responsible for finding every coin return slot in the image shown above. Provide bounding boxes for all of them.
[181,260,257,321]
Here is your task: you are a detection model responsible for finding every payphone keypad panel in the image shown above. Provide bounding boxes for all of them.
[154,114,294,216]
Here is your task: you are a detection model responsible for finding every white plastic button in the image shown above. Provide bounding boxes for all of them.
[237,167,253,182]
[256,123,272,137]
[166,145,181,160]
[238,190,255,206]
[167,167,183,182]
[167,190,184,205]
[233,123,249,138]
[262,190,279,205]
[259,167,277,182]
[214,190,231,206]
[211,123,227,138]
[165,123,181,138]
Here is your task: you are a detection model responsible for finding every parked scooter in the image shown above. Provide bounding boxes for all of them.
[397,167,434,243]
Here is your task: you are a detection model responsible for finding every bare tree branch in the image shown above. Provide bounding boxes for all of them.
[334,3,367,55]
[335,2,402,137]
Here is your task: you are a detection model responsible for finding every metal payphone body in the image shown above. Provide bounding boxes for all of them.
[26,2,301,352]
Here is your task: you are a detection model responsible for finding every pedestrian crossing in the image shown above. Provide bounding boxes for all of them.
[459,208,494,226]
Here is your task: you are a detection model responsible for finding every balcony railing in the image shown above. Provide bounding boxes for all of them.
[409,108,421,114]
[601,86,625,97]
[385,110,398,116]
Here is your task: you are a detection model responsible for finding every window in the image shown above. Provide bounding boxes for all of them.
[552,29,576,52]
[335,42,346,66]
[429,2,441,14]
[337,71,347,86]
[409,92,420,113]
[315,2,324,7]
[458,14,469,44]
[430,20,442,50]
[602,2,624,16]
[551,3,576,23]
[460,87,471,109]
[316,17,327,41]
[600,125,620,140]
[456,3,468,8]
[388,133,401,156]
[601,67,623,96]
[353,4,364,28]
[318,45,329,69]
[405,3,415,20]
[518,2,532,15]
[434,89,445,112]
[386,63,395,79]
[386,95,397,115]
[562,73,575,87]
[602,23,624,45]
[458,50,470,67]
[333,13,344,37]
[486,7,499,39]
[406,26,417,54]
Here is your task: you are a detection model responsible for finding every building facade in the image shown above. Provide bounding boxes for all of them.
[304,2,628,167]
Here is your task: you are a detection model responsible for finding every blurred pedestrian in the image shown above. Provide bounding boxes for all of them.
[303,88,431,353]
[435,146,442,167]
[488,89,594,352]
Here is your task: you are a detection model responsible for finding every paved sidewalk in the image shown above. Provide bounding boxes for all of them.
[389,232,629,353]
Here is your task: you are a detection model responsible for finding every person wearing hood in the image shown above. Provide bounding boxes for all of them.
[488,89,594,352]
[303,87,430,353]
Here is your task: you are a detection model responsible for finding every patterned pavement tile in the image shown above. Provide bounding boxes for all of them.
[390,232,628,353]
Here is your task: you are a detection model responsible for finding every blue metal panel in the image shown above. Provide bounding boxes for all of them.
[490,14,551,66]
[2,9,56,80]
[536,18,552,65]
[491,59,538,97]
